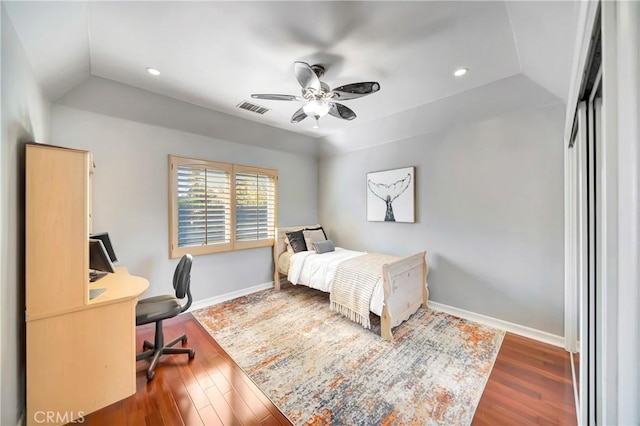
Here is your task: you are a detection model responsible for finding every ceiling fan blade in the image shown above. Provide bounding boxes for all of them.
[332,82,381,100]
[329,103,357,121]
[294,62,321,92]
[251,94,302,101]
[291,107,308,123]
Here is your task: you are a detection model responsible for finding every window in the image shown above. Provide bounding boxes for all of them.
[169,156,277,258]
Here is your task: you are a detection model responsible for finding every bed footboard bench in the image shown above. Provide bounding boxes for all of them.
[380,251,428,340]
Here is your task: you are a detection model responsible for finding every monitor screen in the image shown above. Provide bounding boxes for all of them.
[89,239,116,273]
[89,232,118,263]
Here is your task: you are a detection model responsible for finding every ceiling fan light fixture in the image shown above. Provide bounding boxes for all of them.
[454,67,468,77]
[146,67,161,76]
[303,100,332,118]
[252,61,380,128]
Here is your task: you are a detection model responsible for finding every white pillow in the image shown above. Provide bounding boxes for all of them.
[303,229,327,252]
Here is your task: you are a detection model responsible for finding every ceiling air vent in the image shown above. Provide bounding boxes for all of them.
[236,101,269,115]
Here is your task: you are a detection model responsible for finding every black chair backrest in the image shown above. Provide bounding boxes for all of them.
[173,254,193,312]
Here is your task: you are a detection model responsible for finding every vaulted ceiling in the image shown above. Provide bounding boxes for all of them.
[4,1,580,141]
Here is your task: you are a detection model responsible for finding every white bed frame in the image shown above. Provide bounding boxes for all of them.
[273,225,429,341]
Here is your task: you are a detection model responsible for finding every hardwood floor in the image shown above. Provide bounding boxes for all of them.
[81,313,290,426]
[81,314,576,425]
[473,333,577,426]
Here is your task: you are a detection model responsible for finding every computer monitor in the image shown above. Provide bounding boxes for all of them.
[89,239,116,274]
[89,232,118,263]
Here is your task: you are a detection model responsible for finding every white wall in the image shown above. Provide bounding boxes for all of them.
[57,76,319,157]
[1,7,51,425]
[319,74,560,157]
[51,105,318,301]
[319,103,566,335]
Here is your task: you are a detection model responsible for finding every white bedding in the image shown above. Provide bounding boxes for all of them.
[287,247,386,316]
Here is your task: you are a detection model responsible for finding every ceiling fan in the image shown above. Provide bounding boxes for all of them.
[251,61,381,129]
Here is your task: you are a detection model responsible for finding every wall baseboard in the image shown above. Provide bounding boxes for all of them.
[186,285,565,348]
[429,301,565,348]
[187,281,274,312]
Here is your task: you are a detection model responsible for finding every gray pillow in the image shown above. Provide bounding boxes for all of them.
[313,239,335,254]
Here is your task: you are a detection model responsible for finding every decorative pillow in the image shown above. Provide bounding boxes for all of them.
[313,239,335,254]
[303,229,327,252]
[305,226,327,240]
[285,230,307,253]
[277,251,292,274]
[284,236,294,254]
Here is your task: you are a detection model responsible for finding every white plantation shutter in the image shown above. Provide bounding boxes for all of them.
[169,156,277,258]
[176,165,231,248]
[235,169,276,242]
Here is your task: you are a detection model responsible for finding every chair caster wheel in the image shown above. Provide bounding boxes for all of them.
[182,336,188,344]
[188,350,195,359]
[147,370,155,380]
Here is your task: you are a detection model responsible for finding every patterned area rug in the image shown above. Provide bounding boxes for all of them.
[193,284,504,425]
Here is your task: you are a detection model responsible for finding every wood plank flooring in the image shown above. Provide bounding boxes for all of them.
[80,313,576,425]
[473,333,577,426]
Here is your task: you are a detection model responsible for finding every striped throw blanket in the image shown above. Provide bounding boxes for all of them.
[330,253,399,329]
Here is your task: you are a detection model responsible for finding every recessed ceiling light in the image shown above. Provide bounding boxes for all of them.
[454,67,468,77]
[146,67,161,76]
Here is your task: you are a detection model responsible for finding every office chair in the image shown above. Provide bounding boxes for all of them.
[136,254,195,380]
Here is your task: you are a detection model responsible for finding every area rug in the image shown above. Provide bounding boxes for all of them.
[192,284,504,425]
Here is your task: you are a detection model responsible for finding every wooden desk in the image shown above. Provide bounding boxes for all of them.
[26,267,149,426]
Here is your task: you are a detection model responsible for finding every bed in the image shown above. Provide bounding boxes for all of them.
[273,225,429,341]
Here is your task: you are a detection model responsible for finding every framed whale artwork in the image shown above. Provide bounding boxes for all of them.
[366,166,415,223]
